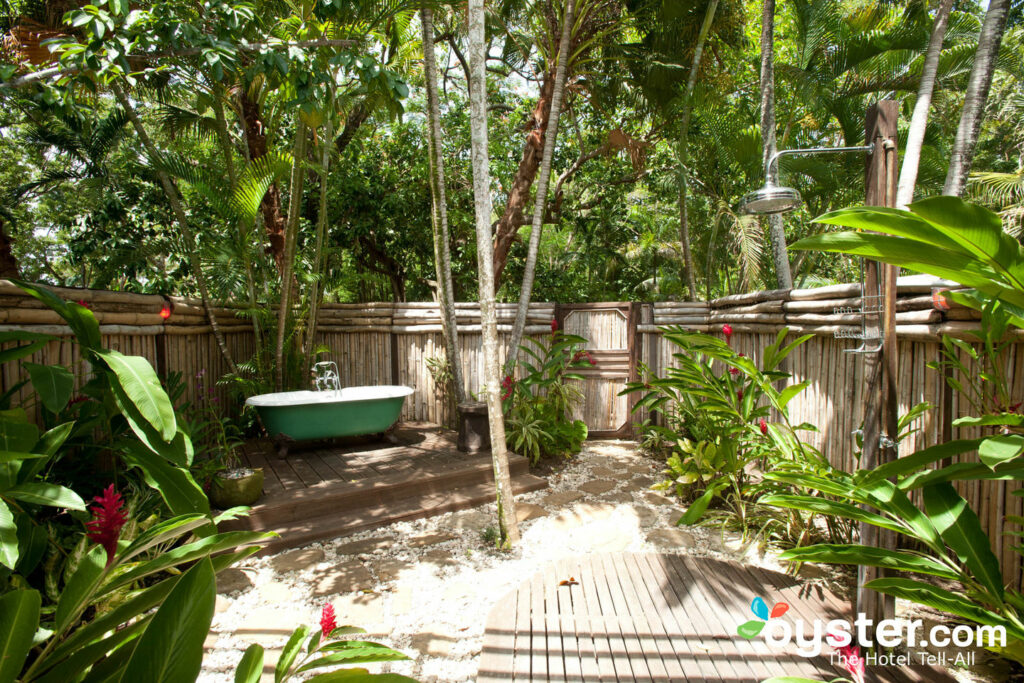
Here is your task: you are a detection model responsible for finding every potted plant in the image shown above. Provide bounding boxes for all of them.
[189,371,264,508]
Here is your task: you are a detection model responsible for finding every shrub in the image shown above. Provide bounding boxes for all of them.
[503,326,591,463]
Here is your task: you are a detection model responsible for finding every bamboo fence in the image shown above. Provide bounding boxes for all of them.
[0,278,1020,585]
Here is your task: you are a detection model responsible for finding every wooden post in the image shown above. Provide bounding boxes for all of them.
[857,100,899,629]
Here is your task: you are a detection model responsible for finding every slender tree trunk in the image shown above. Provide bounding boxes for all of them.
[677,0,719,300]
[507,0,575,360]
[274,121,309,391]
[468,0,520,545]
[421,7,467,405]
[491,68,557,290]
[304,104,334,364]
[112,83,238,374]
[759,0,792,288]
[897,0,954,208]
[943,0,1010,196]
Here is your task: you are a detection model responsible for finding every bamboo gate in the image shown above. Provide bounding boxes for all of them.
[1,279,1020,585]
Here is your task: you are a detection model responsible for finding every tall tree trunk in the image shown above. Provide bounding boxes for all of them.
[897,0,954,208]
[758,0,792,288]
[274,121,309,391]
[334,102,369,155]
[468,0,520,545]
[943,0,1010,197]
[112,83,238,374]
[304,104,334,364]
[240,91,288,273]
[507,0,575,360]
[677,0,719,300]
[421,6,467,404]
[491,66,557,290]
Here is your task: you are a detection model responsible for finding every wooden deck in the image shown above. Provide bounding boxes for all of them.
[478,553,954,682]
[221,423,547,553]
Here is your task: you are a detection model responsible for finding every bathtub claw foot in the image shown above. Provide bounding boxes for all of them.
[273,434,294,459]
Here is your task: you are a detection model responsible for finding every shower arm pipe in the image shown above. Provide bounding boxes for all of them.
[763,144,876,185]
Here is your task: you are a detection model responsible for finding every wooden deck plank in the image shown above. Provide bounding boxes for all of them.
[553,558,585,682]
[656,554,749,682]
[573,555,618,682]
[587,554,636,681]
[622,553,693,681]
[709,555,822,680]
[602,553,670,681]
[243,446,283,495]
[528,567,548,680]
[285,452,327,487]
[542,559,567,681]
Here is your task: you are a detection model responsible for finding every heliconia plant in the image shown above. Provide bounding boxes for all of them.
[234,603,416,683]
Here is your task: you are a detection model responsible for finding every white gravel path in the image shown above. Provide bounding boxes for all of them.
[197,441,827,682]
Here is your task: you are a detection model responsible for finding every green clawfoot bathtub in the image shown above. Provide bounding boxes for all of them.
[246,385,413,457]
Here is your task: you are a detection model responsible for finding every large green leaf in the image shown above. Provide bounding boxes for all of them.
[0,331,54,365]
[859,479,941,553]
[866,577,1024,642]
[5,483,85,511]
[979,434,1024,469]
[298,641,409,672]
[34,618,146,683]
[103,530,269,594]
[779,543,959,580]
[13,281,101,350]
[120,557,216,683]
[0,499,18,569]
[0,417,39,454]
[306,672,419,682]
[118,441,208,517]
[55,545,107,634]
[109,378,191,466]
[97,350,176,441]
[676,481,727,525]
[275,625,310,682]
[23,363,74,414]
[859,439,983,484]
[759,494,906,536]
[235,644,264,683]
[922,483,1004,602]
[0,589,41,683]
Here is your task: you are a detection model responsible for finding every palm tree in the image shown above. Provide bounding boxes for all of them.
[758,0,792,288]
[420,6,467,405]
[507,0,576,360]
[467,0,520,545]
[944,0,1012,196]
[897,0,955,207]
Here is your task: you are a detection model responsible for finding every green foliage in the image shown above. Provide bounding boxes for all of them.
[236,614,415,683]
[623,327,857,547]
[503,330,591,464]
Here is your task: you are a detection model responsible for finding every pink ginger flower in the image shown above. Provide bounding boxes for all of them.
[501,375,515,401]
[85,484,127,567]
[320,603,337,637]
[837,643,865,683]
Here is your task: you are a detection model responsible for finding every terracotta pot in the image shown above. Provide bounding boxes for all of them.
[210,468,264,508]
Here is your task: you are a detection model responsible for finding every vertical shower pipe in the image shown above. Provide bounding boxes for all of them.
[857,100,900,628]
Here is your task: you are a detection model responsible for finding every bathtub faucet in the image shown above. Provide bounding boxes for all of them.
[312,361,342,393]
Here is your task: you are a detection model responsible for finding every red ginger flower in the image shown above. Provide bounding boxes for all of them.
[76,299,92,310]
[729,366,740,377]
[759,418,768,436]
[722,324,733,343]
[572,350,596,366]
[837,643,865,683]
[85,484,127,567]
[550,318,559,333]
[501,375,515,400]
[736,388,744,402]
[320,602,338,637]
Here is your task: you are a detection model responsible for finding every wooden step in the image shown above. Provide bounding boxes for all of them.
[231,454,533,530]
[246,472,548,554]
